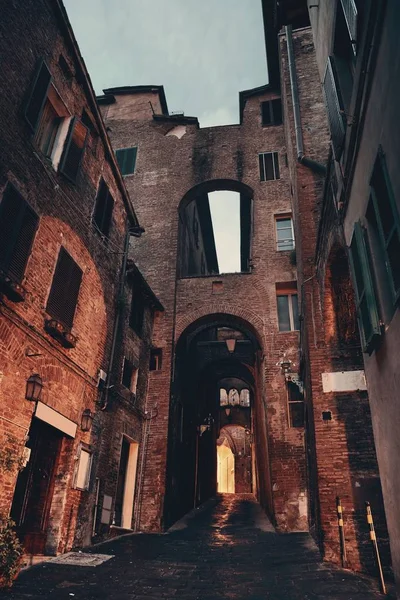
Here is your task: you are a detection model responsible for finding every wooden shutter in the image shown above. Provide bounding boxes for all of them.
[323,57,346,159]
[46,247,82,329]
[340,0,357,51]
[349,222,381,353]
[116,147,137,176]
[0,184,39,282]
[59,118,88,183]
[93,180,114,237]
[259,154,266,182]
[24,59,52,131]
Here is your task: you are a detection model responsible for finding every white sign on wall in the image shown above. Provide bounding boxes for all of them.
[322,370,367,393]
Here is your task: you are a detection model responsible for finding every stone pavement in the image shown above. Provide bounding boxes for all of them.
[0,494,394,600]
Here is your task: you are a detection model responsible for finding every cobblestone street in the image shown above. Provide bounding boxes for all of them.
[0,495,392,600]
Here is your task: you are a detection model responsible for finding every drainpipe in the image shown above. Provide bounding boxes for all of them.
[101,224,144,410]
[285,25,326,176]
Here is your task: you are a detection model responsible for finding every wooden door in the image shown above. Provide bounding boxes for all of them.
[11,418,62,554]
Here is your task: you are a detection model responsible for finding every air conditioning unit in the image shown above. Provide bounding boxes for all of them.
[97,369,107,390]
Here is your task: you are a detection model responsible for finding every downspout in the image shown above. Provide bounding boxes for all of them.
[285,24,326,176]
[101,225,144,410]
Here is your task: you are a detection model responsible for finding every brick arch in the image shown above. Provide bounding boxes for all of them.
[178,179,254,212]
[175,303,265,348]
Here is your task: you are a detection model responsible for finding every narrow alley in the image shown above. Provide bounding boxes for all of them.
[1,496,391,600]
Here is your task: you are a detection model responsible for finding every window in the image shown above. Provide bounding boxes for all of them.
[323,57,346,160]
[369,150,400,302]
[116,147,137,176]
[340,0,357,55]
[129,291,145,336]
[276,216,295,251]
[259,152,280,181]
[93,179,114,238]
[287,381,304,428]
[261,99,282,126]
[276,282,299,331]
[240,389,250,407]
[73,445,92,491]
[0,184,39,283]
[349,221,381,353]
[220,389,228,406]
[122,358,138,393]
[46,247,83,329]
[25,59,87,180]
[149,348,162,371]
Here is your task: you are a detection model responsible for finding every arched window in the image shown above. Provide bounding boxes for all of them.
[220,389,228,406]
[240,389,250,407]
[228,388,240,406]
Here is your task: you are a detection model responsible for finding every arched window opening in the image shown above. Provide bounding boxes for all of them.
[240,389,250,407]
[179,181,253,277]
[220,389,228,406]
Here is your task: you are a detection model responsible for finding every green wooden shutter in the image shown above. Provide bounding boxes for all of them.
[323,57,346,159]
[349,221,381,353]
[370,150,400,302]
[24,59,52,131]
[59,118,88,183]
[116,148,137,176]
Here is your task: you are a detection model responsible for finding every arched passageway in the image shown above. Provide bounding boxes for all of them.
[164,314,273,528]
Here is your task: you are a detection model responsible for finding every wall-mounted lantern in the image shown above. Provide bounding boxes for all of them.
[25,374,43,402]
[81,409,94,432]
[225,338,236,353]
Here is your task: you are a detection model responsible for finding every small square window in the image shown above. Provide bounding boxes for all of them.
[122,358,138,394]
[276,216,295,251]
[149,348,162,371]
[261,99,282,126]
[116,147,137,176]
[259,152,280,181]
[276,282,299,331]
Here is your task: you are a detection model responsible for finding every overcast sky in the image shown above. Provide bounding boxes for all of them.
[64,0,268,271]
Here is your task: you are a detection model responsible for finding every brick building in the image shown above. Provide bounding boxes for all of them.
[98,83,308,533]
[267,0,395,584]
[1,0,398,590]
[0,0,161,559]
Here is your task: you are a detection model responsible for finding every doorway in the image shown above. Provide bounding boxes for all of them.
[217,443,235,493]
[10,418,62,554]
[114,437,139,529]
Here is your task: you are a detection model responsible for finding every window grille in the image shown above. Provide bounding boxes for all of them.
[259,152,280,181]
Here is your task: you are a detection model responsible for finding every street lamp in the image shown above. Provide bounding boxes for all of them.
[81,409,94,432]
[25,374,43,402]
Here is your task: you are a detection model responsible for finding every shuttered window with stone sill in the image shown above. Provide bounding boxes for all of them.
[46,247,82,330]
[349,221,381,354]
[0,183,39,284]
[93,179,114,239]
[116,147,137,176]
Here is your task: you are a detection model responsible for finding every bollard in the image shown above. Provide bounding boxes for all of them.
[336,496,347,568]
[365,501,386,595]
